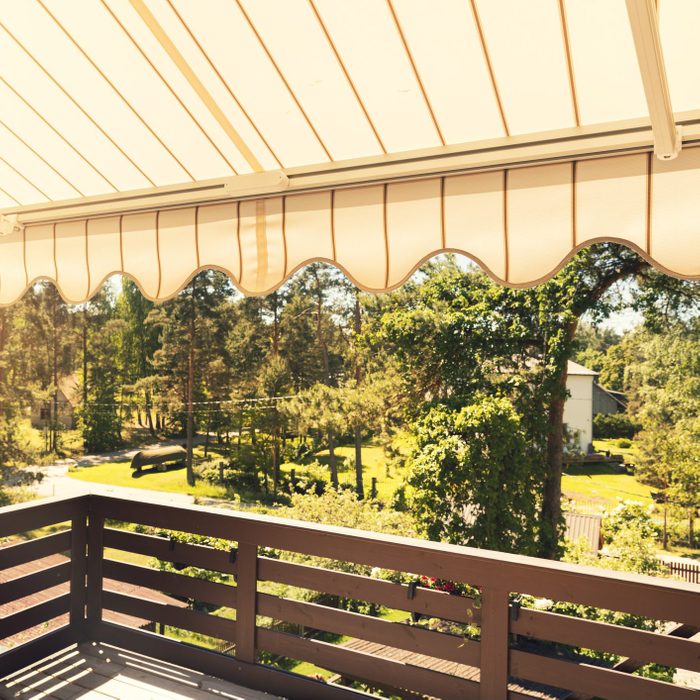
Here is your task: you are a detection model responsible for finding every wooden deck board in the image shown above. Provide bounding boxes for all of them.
[0,644,279,700]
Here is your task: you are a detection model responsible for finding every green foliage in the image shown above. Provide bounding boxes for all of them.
[593,413,640,439]
[408,396,542,554]
[541,504,670,681]
[627,324,700,542]
[600,501,665,576]
[262,490,415,612]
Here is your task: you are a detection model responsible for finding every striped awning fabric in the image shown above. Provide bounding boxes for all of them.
[0,0,698,302]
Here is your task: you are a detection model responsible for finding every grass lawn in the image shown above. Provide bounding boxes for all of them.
[66,435,408,504]
[562,438,653,510]
[68,458,228,499]
[282,442,406,501]
[562,462,653,509]
[592,438,639,459]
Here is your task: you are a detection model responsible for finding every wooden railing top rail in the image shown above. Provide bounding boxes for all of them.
[0,495,87,539]
[2,494,700,700]
[90,494,700,624]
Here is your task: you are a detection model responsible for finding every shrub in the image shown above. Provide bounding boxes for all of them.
[408,397,542,554]
[288,461,327,496]
[613,437,632,448]
[282,441,314,464]
[593,413,640,439]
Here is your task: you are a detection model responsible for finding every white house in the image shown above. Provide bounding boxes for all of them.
[564,360,598,453]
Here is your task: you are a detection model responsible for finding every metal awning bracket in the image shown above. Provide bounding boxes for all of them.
[626,0,681,160]
[0,214,22,236]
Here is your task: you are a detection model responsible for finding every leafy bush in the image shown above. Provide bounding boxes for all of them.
[282,441,314,465]
[613,437,632,448]
[593,413,640,439]
[408,396,542,554]
[287,461,327,496]
[602,500,659,545]
[257,490,416,615]
[550,503,672,681]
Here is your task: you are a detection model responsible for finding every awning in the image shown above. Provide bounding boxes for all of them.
[0,0,698,302]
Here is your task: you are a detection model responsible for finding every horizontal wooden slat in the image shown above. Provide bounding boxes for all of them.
[95,621,368,699]
[510,649,697,700]
[0,626,76,680]
[0,594,71,640]
[258,627,479,700]
[258,592,480,668]
[93,495,700,626]
[103,528,237,575]
[102,590,236,643]
[0,531,72,570]
[258,556,480,624]
[512,608,700,672]
[0,561,71,605]
[0,498,86,539]
[103,559,236,609]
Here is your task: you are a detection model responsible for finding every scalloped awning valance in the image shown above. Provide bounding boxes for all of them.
[0,0,698,303]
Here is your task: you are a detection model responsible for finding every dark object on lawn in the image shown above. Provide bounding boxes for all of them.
[130,445,187,473]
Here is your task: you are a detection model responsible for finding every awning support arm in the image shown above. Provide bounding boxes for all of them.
[625,0,681,160]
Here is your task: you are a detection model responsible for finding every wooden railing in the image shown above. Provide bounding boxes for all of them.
[1,495,699,700]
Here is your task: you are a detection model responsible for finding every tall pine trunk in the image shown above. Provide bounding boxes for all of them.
[353,295,364,498]
[185,281,196,487]
[539,320,578,558]
[328,430,338,487]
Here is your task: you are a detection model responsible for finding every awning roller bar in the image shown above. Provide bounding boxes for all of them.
[4,112,700,226]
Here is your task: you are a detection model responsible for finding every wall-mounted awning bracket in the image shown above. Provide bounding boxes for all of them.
[626,0,682,160]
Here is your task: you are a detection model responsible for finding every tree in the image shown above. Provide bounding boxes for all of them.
[17,283,76,454]
[370,248,698,558]
[149,271,233,485]
[627,325,700,546]
[284,383,348,486]
[78,289,123,452]
[116,279,159,434]
[409,396,541,554]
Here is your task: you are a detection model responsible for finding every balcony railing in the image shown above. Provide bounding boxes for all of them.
[1,495,698,700]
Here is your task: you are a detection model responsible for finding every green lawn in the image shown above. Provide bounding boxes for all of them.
[66,437,408,504]
[68,458,228,499]
[592,438,639,459]
[562,438,653,509]
[282,442,406,501]
[562,464,653,508]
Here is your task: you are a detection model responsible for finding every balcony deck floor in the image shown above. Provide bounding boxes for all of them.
[0,643,280,700]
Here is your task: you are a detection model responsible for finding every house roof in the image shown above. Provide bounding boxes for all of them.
[57,374,80,406]
[567,360,598,377]
[593,383,628,410]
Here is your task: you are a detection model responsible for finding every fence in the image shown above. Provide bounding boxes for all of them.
[666,560,700,584]
[1,495,699,700]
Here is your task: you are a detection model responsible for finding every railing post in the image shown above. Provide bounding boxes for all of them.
[69,510,88,641]
[86,508,104,638]
[235,541,257,663]
[479,587,510,700]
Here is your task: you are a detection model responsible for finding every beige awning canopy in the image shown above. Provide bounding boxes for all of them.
[0,0,698,302]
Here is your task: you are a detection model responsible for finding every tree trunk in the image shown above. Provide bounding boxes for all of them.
[354,426,363,499]
[51,295,59,454]
[82,310,88,409]
[539,320,578,559]
[145,391,156,437]
[353,294,364,499]
[328,429,338,487]
[272,425,280,494]
[689,509,695,549]
[185,282,196,487]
